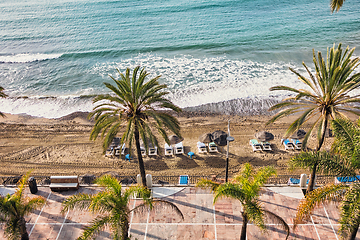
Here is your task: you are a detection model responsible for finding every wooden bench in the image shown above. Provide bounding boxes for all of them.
[50,176,79,191]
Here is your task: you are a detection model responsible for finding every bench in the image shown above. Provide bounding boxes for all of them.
[50,176,79,191]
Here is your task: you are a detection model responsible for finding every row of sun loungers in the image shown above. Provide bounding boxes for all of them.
[197,141,218,154]
[249,139,272,152]
[282,139,302,150]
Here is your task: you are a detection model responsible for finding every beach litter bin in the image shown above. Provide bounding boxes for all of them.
[28,177,38,194]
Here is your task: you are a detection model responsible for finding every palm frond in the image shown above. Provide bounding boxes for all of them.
[294,184,347,227]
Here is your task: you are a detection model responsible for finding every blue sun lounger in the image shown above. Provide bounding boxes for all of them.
[335,175,360,184]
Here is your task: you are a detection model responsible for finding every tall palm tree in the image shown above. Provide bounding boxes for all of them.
[0,172,46,240]
[0,86,7,117]
[330,0,345,13]
[289,150,355,192]
[62,175,183,240]
[267,43,360,151]
[197,163,289,240]
[294,183,360,240]
[88,66,182,186]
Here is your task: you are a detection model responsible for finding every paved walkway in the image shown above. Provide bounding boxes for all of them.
[0,186,352,239]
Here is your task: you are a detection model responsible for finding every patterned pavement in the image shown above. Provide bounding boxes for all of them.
[0,185,353,240]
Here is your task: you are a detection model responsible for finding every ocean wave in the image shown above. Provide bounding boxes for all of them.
[0,53,63,63]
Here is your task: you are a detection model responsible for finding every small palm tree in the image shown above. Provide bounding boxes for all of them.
[88,66,182,186]
[62,175,183,240]
[197,163,289,240]
[267,43,360,152]
[0,86,7,117]
[331,118,360,169]
[289,150,356,193]
[0,172,46,240]
[294,183,360,240]
[330,0,345,13]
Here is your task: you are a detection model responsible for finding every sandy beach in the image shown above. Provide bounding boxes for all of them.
[0,111,336,178]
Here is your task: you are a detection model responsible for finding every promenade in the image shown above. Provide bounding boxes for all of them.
[0,185,344,239]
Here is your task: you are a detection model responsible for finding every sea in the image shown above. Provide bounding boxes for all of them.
[1,0,360,118]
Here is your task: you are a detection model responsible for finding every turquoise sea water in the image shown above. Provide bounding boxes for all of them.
[0,0,360,118]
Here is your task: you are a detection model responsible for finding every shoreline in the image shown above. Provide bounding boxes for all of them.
[0,111,335,178]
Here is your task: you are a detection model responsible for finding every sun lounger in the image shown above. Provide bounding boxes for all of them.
[105,147,114,157]
[282,139,294,150]
[164,143,173,156]
[115,143,126,156]
[287,178,309,186]
[291,139,302,150]
[179,175,189,185]
[261,141,272,151]
[140,143,146,157]
[175,142,184,155]
[335,175,360,184]
[249,139,262,152]
[197,141,207,153]
[148,144,158,156]
[208,142,218,153]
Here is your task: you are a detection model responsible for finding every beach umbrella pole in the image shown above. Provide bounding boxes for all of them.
[225,120,234,182]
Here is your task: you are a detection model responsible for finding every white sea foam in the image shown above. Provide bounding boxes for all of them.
[0,53,62,63]
[92,53,306,108]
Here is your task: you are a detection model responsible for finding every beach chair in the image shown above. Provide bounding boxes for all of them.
[291,139,302,150]
[208,142,218,153]
[179,175,189,185]
[115,143,126,156]
[281,139,294,150]
[148,144,158,156]
[287,178,309,186]
[140,143,146,157]
[249,139,262,152]
[105,147,114,157]
[164,143,173,156]
[197,141,207,153]
[175,142,184,155]
[261,141,272,151]
[335,175,360,184]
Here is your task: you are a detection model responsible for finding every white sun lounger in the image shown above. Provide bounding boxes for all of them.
[261,141,272,151]
[115,143,126,156]
[164,143,173,156]
[249,139,262,152]
[291,139,302,150]
[208,142,218,153]
[105,147,114,157]
[140,143,146,157]
[148,144,158,156]
[197,141,207,153]
[282,139,294,150]
[175,142,184,155]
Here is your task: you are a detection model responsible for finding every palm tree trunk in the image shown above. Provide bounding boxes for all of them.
[134,128,147,187]
[121,215,130,240]
[306,163,318,194]
[306,115,328,194]
[347,223,359,240]
[240,212,248,240]
[20,217,29,240]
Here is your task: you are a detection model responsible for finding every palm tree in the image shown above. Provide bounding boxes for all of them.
[268,43,360,151]
[88,66,182,186]
[0,172,46,240]
[267,43,360,191]
[330,0,345,13]
[331,118,360,169]
[62,175,183,240]
[294,183,360,240]
[0,86,7,117]
[197,163,290,240]
[289,150,356,192]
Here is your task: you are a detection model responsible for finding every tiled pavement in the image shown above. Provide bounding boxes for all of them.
[0,186,355,239]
